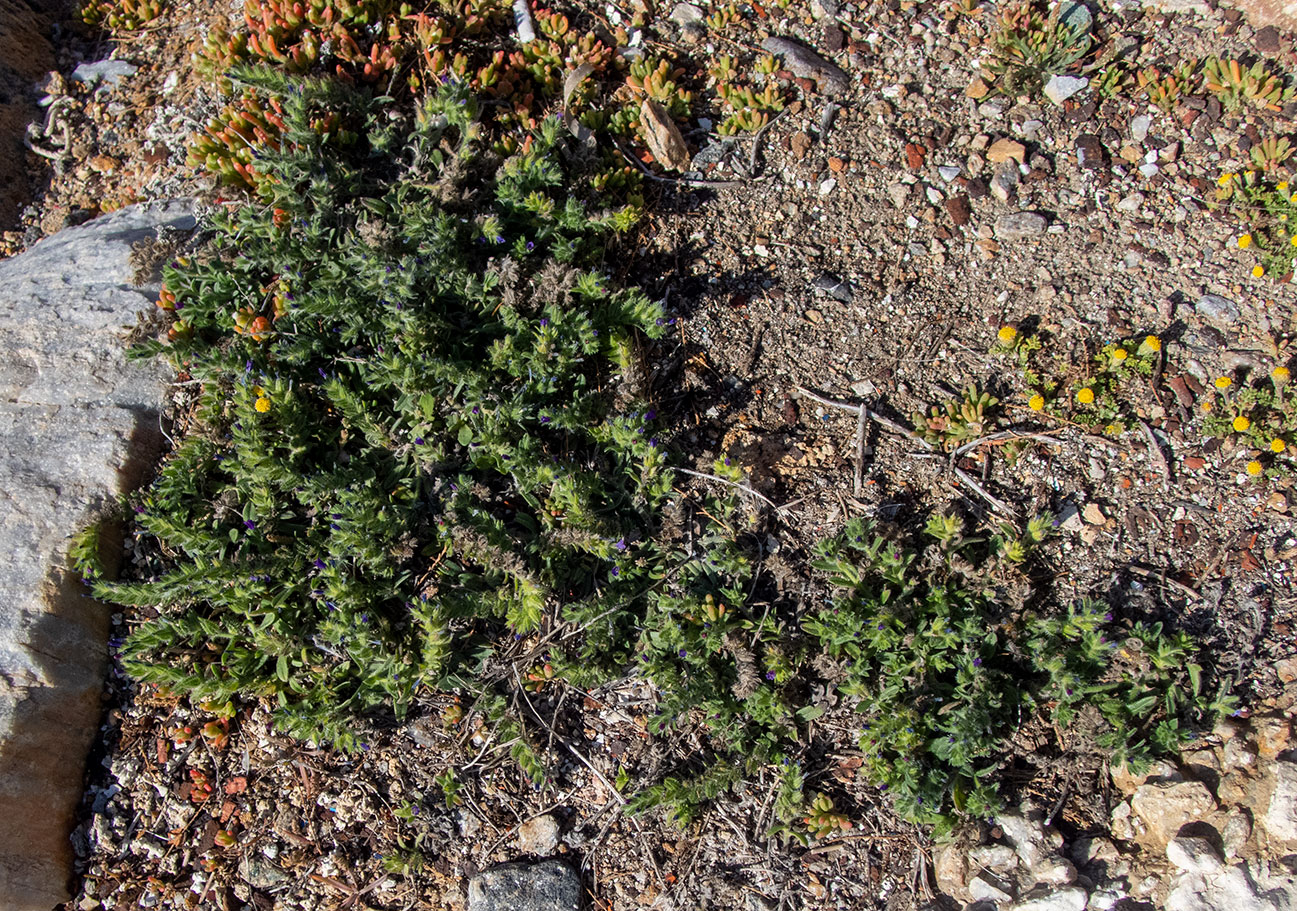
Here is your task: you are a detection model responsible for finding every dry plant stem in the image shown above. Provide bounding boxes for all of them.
[746,107,787,178]
[614,141,750,188]
[674,466,778,507]
[515,668,628,806]
[949,430,1062,463]
[1137,419,1173,481]
[952,465,1017,517]
[793,385,928,447]
[853,403,867,496]
[1127,563,1201,601]
[793,387,1019,514]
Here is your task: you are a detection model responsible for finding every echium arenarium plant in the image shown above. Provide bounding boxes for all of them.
[76,69,668,754]
[624,479,813,834]
[803,513,1232,834]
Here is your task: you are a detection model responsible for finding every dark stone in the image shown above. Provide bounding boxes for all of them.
[1255,25,1281,54]
[468,861,581,911]
[812,272,854,302]
[945,194,972,227]
[1075,134,1107,170]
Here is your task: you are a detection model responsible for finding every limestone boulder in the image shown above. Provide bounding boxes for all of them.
[0,201,188,910]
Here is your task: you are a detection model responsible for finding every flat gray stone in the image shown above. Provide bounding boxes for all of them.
[0,201,188,911]
[70,58,138,89]
[1196,293,1241,331]
[995,212,1049,239]
[1043,74,1088,104]
[468,861,580,911]
[761,36,850,93]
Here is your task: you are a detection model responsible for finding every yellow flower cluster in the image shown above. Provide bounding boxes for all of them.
[1215,376,1232,389]
[1077,388,1095,405]
[1111,347,1128,362]
[1275,366,1291,384]
[1028,394,1045,411]
[998,325,1018,344]
[1233,415,1251,432]
[1137,335,1161,357]
[255,396,272,413]
[1238,234,1252,249]
[1247,460,1264,476]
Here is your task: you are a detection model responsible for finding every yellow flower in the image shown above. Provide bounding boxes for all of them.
[1112,347,1128,362]
[1281,181,1291,191]
[1247,460,1263,476]
[255,396,272,413]
[1253,265,1266,278]
[1217,172,1235,187]
[1275,366,1291,384]
[1201,401,1214,413]
[997,325,1018,345]
[1077,387,1095,405]
[1028,394,1045,411]
[1238,234,1252,249]
[1233,415,1251,432]
[1291,234,1297,247]
[1215,376,1232,389]
[1137,335,1161,357]
[1272,438,1286,453]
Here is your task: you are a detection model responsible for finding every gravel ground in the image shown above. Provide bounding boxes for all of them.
[6,0,1296,908]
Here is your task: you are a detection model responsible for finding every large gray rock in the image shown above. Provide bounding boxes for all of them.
[468,861,581,911]
[1165,862,1297,911]
[0,201,188,910]
[1265,761,1297,842]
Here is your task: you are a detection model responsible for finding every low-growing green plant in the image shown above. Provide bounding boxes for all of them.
[991,324,1042,367]
[1202,366,1295,477]
[1137,62,1199,114]
[804,515,1231,831]
[1009,328,1161,434]
[1217,171,1297,279]
[706,1,741,30]
[81,0,165,30]
[77,69,669,751]
[1251,136,1294,173]
[913,385,1000,449]
[987,0,1092,98]
[1093,63,1134,100]
[1203,56,1294,113]
[625,480,809,828]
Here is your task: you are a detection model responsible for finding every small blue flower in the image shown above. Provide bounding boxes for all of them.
[678,649,687,658]
[614,538,627,552]
[244,520,256,530]
[765,671,776,681]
